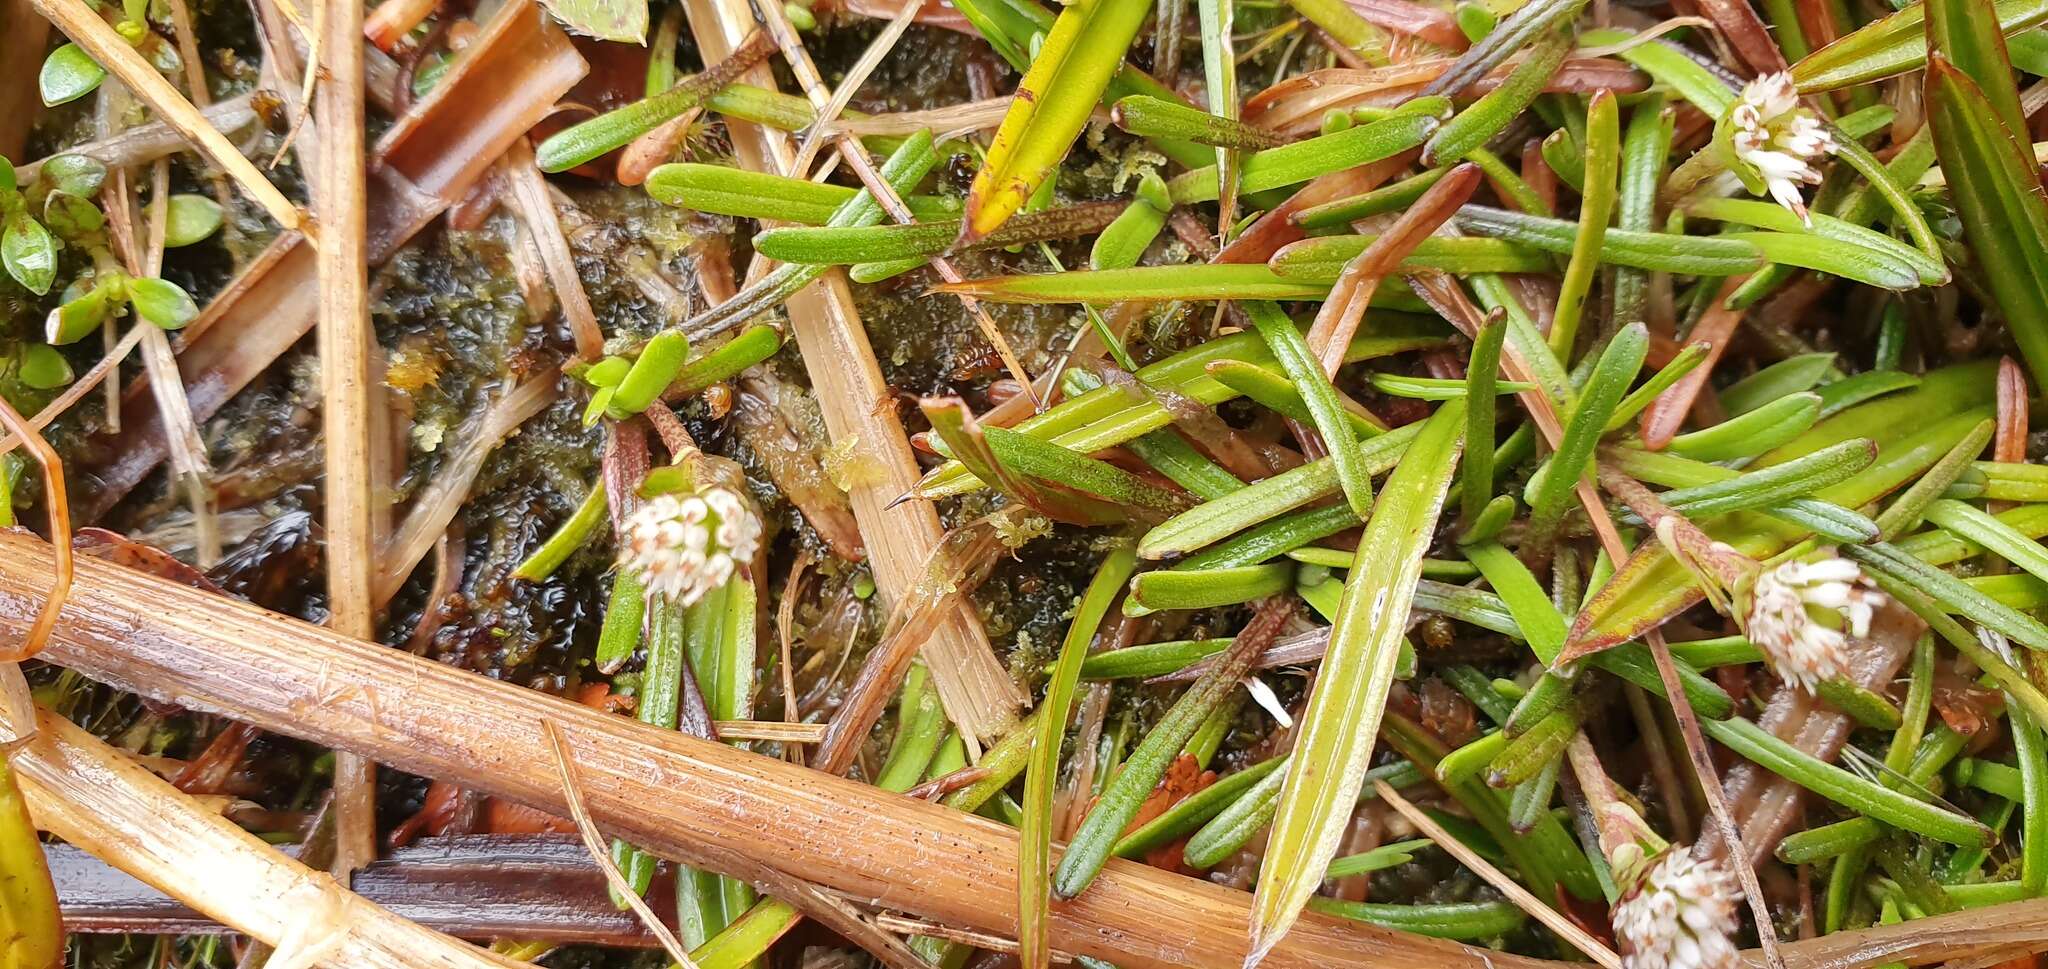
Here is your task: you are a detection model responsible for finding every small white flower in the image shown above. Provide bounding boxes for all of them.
[1612,846,1741,969]
[1729,72,1836,223]
[1741,552,1885,693]
[1242,676,1293,728]
[619,486,761,607]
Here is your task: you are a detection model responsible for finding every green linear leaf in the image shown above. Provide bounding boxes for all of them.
[1248,400,1464,963]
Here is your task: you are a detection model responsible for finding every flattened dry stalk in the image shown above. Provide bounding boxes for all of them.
[0,397,69,664]
[29,0,302,232]
[12,95,257,185]
[1,705,526,969]
[540,722,701,969]
[316,0,380,880]
[681,0,1023,743]
[500,138,603,361]
[811,509,1020,775]
[1,532,1550,969]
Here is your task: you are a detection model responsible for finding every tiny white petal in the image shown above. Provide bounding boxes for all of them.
[1242,676,1293,727]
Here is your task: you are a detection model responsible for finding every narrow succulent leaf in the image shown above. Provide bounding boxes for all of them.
[925,399,1129,525]
[1579,30,1736,114]
[671,326,782,398]
[984,426,1189,517]
[1846,541,2048,652]
[1021,544,1136,969]
[1126,562,1294,614]
[1453,205,1765,275]
[1623,439,1877,522]
[1295,168,1451,229]
[1206,360,1387,439]
[755,201,1121,265]
[1665,391,1824,461]
[922,324,1445,497]
[1167,106,1446,203]
[1091,175,1172,270]
[645,164,959,225]
[1922,499,2048,600]
[1550,90,1618,357]
[1688,198,1947,286]
[672,130,940,339]
[1370,374,1535,400]
[1077,637,1233,681]
[1139,424,1425,558]
[1113,755,1287,858]
[1176,504,1361,573]
[1714,231,1924,291]
[536,34,774,171]
[1701,716,1993,847]
[1267,236,1552,279]
[1825,125,1948,266]
[966,0,1158,238]
[934,265,1330,304]
[1720,353,1839,416]
[1605,343,1708,432]
[1460,317,1506,528]
[1524,323,1646,558]
[1244,301,1377,518]
[1111,96,1278,150]
[1427,0,1588,97]
[1248,401,1464,964]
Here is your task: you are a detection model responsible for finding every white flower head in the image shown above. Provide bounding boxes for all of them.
[1740,552,1885,693]
[1728,72,1836,224]
[1612,846,1742,969]
[619,486,761,606]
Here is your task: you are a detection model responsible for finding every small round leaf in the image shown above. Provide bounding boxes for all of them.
[39,43,107,108]
[40,155,107,199]
[19,344,74,389]
[0,156,15,196]
[46,279,116,344]
[2,215,58,295]
[163,194,223,247]
[126,276,199,330]
[41,191,105,239]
